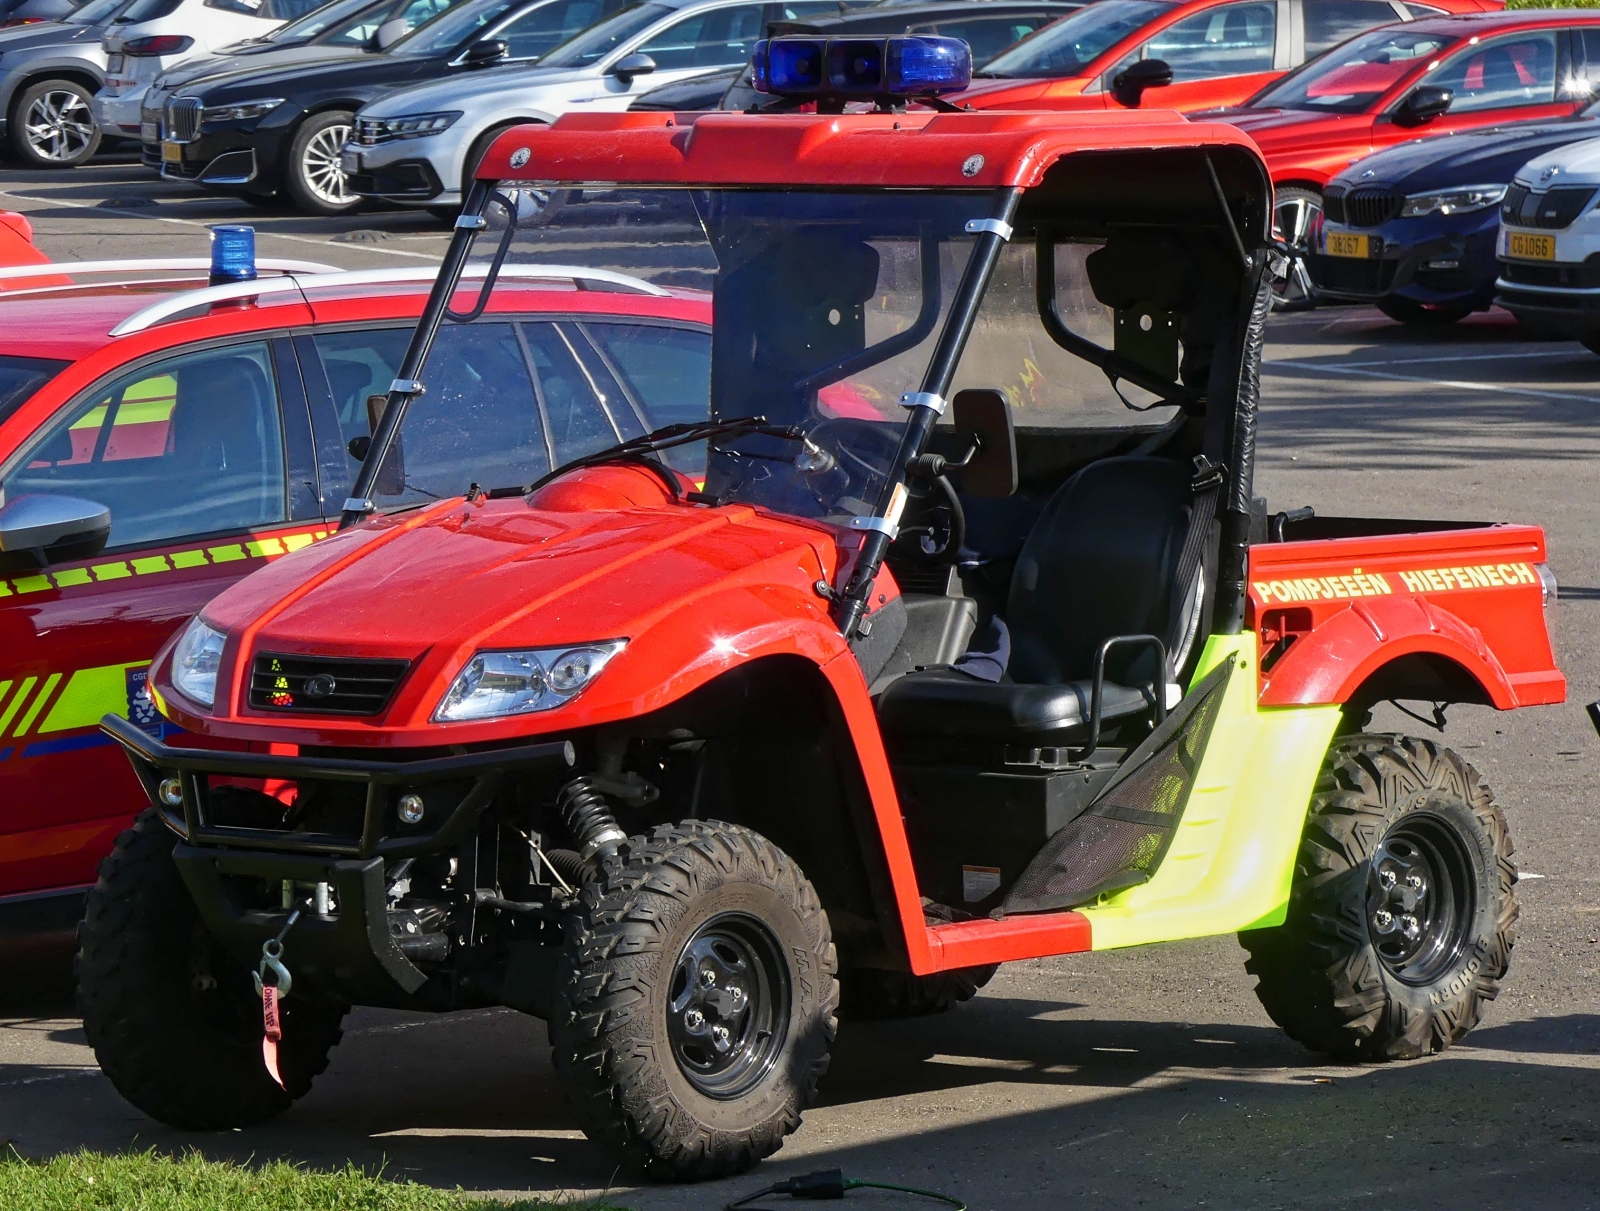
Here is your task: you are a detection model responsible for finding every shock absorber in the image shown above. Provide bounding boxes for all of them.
[557,776,627,862]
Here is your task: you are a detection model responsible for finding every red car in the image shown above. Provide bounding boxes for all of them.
[0,210,59,287]
[0,260,710,954]
[949,0,1495,116]
[1212,10,1600,302]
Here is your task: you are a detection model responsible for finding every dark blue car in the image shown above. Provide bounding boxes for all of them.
[1309,114,1600,326]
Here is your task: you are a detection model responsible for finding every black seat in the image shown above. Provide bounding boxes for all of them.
[877,456,1195,744]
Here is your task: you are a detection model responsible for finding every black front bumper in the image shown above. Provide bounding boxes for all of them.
[1309,225,1497,311]
[159,126,287,195]
[102,714,574,1000]
[345,158,444,201]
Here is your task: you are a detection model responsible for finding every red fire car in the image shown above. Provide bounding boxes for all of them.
[948,0,1495,117]
[0,260,709,953]
[0,210,56,286]
[1211,10,1600,303]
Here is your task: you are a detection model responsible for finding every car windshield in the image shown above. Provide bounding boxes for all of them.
[535,1,665,67]
[66,0,133,23]
[389,0,515,54]
[1249,27,1455,113]
[0,355,67,428]
[976,0,1172,78]
[271,0,386,41]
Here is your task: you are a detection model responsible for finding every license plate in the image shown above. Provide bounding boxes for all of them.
[161,140,182,163]
[106,53,123,72]
[339,149,361,173]
[1324,231,1370,259]
[1508,231,1556,260]
[140,120,158,143]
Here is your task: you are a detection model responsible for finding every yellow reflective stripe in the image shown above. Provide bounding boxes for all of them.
[52,567,91,588]
[0,681,12,714]
[131,556,171,575]
[92,562,131,581]
[39,662,148,733]
[13,575,50,593]
[1,529,327,597]
[245,538,285,558]
[207,544,248,563]
[170,550,206,569]
[0,675,37,734]
[13,671,61,736]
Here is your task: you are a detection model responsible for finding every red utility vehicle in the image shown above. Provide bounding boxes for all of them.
[80,48,1558,1182]
[948,0,1494,117]
[0,210,62,287]
[1210,9,1600,303]
[0,260,710,953]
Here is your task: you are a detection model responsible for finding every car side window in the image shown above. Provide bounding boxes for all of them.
[1140,2,1276,82]
[1425,33,1557,114]
[581,322,710,431]
[928,16,1052,67]
[1569,28,1600,98]
[776,1,845,17]
[1302,0,1403,58]
[4,342,287,551]
[497,0,620,60]
[634,3,767,70]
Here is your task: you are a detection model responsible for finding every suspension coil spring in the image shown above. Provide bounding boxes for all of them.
[557,776,627,862]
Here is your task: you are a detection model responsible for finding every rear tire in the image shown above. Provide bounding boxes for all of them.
[839,964,996,1019]
[551,821,837,1180]
[10,79,101,167]
[1241,734,1516,1061]
[284,110,359,216]
[1377,297,1471,327]
[78,809,346,1128]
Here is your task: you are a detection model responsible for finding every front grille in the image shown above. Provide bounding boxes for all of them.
[1498,255,1600,288]
[1502,184,1596,229]
[1310,253,1397,295]
[165,96,201,143]
[1344,186,1401,228]
[250,653,410,716]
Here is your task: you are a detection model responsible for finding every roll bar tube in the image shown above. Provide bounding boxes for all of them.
[339,179,495,530]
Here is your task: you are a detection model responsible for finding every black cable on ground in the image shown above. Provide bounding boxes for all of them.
[725,1169,965,1210]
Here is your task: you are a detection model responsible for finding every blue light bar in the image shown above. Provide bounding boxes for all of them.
[209,225,256,286]
[751,35,971,99]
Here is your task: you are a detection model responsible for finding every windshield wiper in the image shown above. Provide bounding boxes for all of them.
[523,416,804,498]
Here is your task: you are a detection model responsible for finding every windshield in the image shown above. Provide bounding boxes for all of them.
[272,0,385,41]
[978,0,1172,78]
[536,1,664,67]
[67,0,132,24]
[0,355,67,429]
[389,0,515,55]
[1250,27,1455,113]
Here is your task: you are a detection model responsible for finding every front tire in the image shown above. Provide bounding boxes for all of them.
[78,809,346,1128]
[551,821,838,1181]
[10,79,101,167]
[284,110,359,215]
[1241,734,1516,1061]
[1272,186,1322,312]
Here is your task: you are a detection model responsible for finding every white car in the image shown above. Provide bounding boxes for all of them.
[345,0,852,211]
[93,0,313,137]
[1494,136,1600,351]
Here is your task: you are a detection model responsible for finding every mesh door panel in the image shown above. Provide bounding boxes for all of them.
[1001,657,1233,914]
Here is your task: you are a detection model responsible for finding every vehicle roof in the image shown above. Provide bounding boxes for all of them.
[1399,8,1600,32]
[815,0,1081,21]
[0,276,708,363]
[478,108,1263,189]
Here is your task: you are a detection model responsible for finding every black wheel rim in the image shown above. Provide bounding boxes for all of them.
[666,912,789,1099]
[1366,811,1477,986]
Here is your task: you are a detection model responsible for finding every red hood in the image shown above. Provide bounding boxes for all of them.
[947,77,1076,108]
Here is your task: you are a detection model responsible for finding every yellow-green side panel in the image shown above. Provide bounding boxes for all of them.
[1080,633,1342,951]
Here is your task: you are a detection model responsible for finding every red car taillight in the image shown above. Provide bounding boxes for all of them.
[122,34,194,55]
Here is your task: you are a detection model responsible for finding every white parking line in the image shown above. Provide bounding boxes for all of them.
[1294,349,1579,369]
[1266,359,1600,406]
[0,188,443,262]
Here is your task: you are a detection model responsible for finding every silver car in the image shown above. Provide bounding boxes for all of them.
[345,0,852,211]
[0,0,132,166]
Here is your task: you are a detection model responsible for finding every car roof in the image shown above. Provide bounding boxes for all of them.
[810,0,1078,27]
[1399,8,1600,33]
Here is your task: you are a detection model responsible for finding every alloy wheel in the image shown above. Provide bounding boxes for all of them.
[25,88,94,163]
[300,122,353,207]
[1272,191,1321,312]
[666,911,790,1099]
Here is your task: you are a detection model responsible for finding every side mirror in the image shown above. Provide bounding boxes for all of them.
[949,389,1017,499]
[364,394,406,496]
[373,16,409,49]
[464,37,507,66]
[1110,57,1172,108]
[0,493,111,566]
[1395,85,1452,127]
[610,51,656,83]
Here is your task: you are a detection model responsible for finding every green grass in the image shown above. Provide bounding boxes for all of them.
[0,1148,629,1211]
[1505,0,1600,8]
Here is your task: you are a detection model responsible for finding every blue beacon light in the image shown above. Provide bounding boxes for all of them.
[209,224,257,286]
[751,35,971,108]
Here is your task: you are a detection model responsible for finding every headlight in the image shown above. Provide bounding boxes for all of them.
[199,97,284,123]
[1400,184,1507,218]
[356,111,461,145]
[170,617,226,709]
[433,641,626,723]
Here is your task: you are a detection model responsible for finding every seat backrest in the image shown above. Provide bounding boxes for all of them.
[169,356,271,478]
[1006,456,1192,685]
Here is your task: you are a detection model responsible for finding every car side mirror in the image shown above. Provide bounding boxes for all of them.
[363,394,406,496]
[373,16,409,49]
[610,51,656,83]
[1395,85,1452,127]
[1110,58,1172,108]
[949,389,1017,499]
[0,493,110,567]
[464,37,507,66]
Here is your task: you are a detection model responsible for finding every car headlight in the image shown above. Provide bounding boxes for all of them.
[433,641,626,723]
[171,617,227,709]
[1400,184,1507,218]
[200,97,284,124]
[356,111,461,145]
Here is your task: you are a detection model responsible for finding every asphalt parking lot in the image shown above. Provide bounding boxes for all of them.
[2,157,1599,1211]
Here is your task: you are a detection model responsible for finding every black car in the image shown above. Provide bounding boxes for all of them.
[153,0,629,214]
[629,0,1081,111]
[1310,115,1600,326]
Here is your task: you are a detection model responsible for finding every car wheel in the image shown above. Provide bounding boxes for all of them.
[1377,297,1471,327]
[10,79,101,168]
[284,110,359,216]
[1272,186,1322,312]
